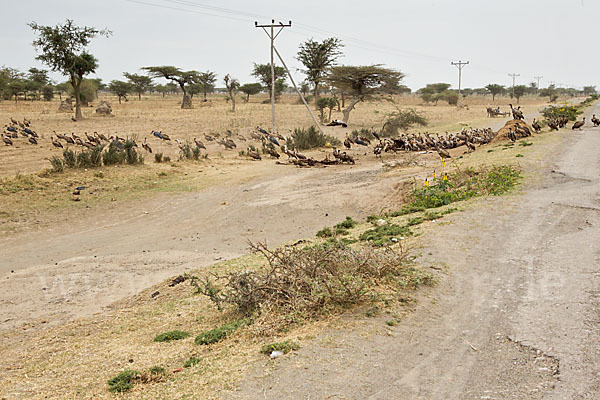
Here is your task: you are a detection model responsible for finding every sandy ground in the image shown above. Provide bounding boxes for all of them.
[228,104,600,399]
[0,159,401,332]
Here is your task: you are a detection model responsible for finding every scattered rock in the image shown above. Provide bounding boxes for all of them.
[270,351,284,359]
[58,98,73,113]
[376,218,387,226]
[95,100,113,116]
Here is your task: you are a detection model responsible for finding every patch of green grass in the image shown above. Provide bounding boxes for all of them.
[359,223,412,247]
[335,216,356,230]
[316,227,333,238]
[260,340,301,355]
[154,330,190,343]
[195,319,247,345]
[516,154,524,158]
[183,357,201,368]
[107,369,140,393]
[149,366,166,376]
[385,319,397,326]
[519,141,533,147]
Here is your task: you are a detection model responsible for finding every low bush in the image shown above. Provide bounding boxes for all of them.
[260,340,300,355]
[183,357,201,368]
[154,152,163,163]
[153,330,190,342]
[285,126,341,150]
[107,370,140,393]
[49,156,64,173]
[194,319,247,345]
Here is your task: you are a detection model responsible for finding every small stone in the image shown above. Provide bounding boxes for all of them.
[376,218,387,226]
[270,351,284,359]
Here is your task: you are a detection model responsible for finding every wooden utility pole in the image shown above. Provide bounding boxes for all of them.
[255,20,291,134]
[451,60,469,110]
[534,75,543,92]
[508,73,520,99]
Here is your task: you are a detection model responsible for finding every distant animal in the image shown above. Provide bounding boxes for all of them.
[572,117,585,130]
[246,147,261,160]
[267,135,280,147]
[371,130,381,141]
[28,136,38,145]
[10,117,18,125]
[152,130,163,139]
[326,119,348,128]
[294,149,307,160]
[508,128,516,142]
[96,131,108,141]
[354,138,368,146]
[532,119,542,133]
[161,133,171,141]
[509,104,524,120]
[6,126,17,133]
[264,145,280,158]
[435,146,451,159]
[465,140,476,153]
[204,133,214,142]
[547,120,559,131]
[142,138,152,153]
[256,126,269,135]
[591,114,600,127]
[2,135,13,146]
[51,136,63,148]
[343,137,351,149]
[194,138,206,149]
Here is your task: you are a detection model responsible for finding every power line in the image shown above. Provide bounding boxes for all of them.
[508,73,520,98]
[451,60,469,110]
[255,20,292,134]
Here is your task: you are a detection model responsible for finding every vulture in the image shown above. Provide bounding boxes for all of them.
[142,138,152,153]
[466,140,476,153]
[256,126,269,135]
[6,126,17,133]
[246,147,261,160]
[509,104,524,120]
[264,146,280,158]
[355,138,369,146]
[3,136,13,146]
[204,133,215,142]
[343,138,352,149]
[267,135,280,147]
[572,117,585,130]
[161,133,171,141]
[591,114,600,127]
[532,119,542,133]
[547,120,559,131]
[152,130,163,139]
[435,146,451,159]
[51,136,63,148]
[28,136,38,145]
[194,138,206,149]
[10,117,18,125]
[371,130,381,141]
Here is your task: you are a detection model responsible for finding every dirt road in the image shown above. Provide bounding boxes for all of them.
[231,109,600,399]
[0,161,397,331]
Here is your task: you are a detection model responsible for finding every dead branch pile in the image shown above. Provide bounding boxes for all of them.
[194,242,410,332]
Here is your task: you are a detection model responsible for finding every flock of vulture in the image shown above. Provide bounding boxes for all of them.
[2,117,38,147]
[3,103,597,169]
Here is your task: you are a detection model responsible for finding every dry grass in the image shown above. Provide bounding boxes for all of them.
[0,93,587,399]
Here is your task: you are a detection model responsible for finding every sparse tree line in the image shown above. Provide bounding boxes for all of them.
[0,19,596,123]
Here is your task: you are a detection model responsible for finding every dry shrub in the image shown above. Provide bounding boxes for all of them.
[195,241,418,334]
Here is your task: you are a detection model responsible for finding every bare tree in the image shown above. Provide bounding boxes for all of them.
[224,74,240,112]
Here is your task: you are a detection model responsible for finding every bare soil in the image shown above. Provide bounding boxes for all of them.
[229,104,600,399]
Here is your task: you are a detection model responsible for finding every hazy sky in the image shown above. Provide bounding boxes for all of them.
[2,0,597,91]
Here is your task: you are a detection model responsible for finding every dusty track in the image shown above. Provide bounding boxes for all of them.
[230,106,600,399]
[0,160,398,331]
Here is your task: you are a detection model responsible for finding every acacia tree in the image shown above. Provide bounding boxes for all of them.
[108,80,132,104]
[327,65,404,123]
[124,72,153,100]
[29,19,110,120]
[142,66,198,108]
[513,85,528,104]
[252,63,286,101]
[485,84,505,101]
[539,84,558,102]
[239,83,262,102]
[197,71,217,101]
[296,37,343,102]
[223,74,239,112]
